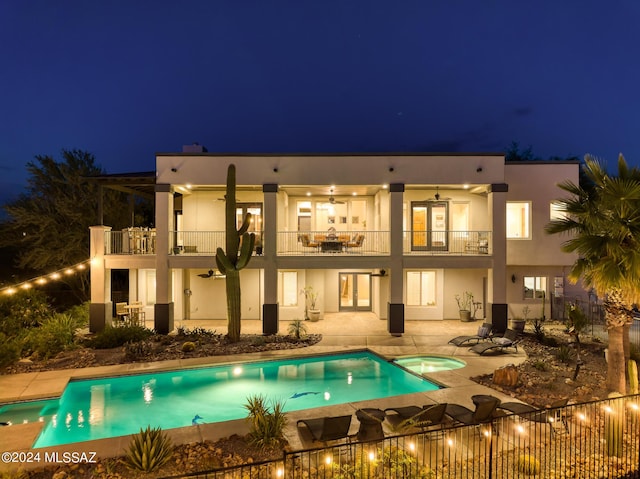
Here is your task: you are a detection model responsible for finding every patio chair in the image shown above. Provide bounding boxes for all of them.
[385,403,448,433]
[346,234,365,252]
[115,302,129,325]
[470,328,520,355]
[445,395,500,426]
[498,398,569,434]
[297,415,352,445]
[299,234,320,251]
[449,322,493,346]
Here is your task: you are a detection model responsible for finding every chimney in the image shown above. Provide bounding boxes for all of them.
[182,142,208,153]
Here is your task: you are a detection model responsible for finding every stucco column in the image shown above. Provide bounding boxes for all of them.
[488,183,508,332]
[262,184,278,334]
[89,225,112,332]
[388,183,405,335]
[154,184,174,334]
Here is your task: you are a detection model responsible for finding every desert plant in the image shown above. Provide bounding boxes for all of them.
[532,360,549,372]
[556,344,573,363]
[215,164,255,342]
[251,336,266,346]
[0,289,53,335]
[125,426,173,472]
[287,319,308,339]
[517,454,541,475]
[300,286,319,320]
[244,394,287,449]
[455,292,473,311]
[521,305,530,320]
[26,313,83,359]
[181,341,196,352]
[533,319,545,342]
[89,325,153,349]
[124,340,153,360]
[605,393,624,457]
[176,326,217,339]
[63,301,90,328]
[0,333,21,368]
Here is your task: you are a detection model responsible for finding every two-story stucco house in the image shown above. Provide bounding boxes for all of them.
[88,147,579,335]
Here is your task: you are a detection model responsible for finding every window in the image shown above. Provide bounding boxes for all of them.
[406,271,436,306]
[550,201,567,221]
[524,276,547,299]
[145,270,156,306]
[278,271,298,306]
[506,202,531,239]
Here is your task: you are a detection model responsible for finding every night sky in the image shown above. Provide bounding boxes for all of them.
[1,1,639,205]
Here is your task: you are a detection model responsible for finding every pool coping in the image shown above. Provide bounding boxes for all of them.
[0,330,528,471]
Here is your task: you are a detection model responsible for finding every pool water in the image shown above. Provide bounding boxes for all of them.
[393,356,465,374]
[1,351,440,448]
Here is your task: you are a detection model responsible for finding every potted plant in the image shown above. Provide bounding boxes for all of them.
[300,286,320,321]
[509,305,528,333]
[455,292,474,322]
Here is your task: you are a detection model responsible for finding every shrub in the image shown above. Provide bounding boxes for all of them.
[124,340,153,360]
[0,333,21,368]
[176,326,217,339]
[244,394,287,449]
[25,313,83,359]
[181,341,196,352]
[125,426,173,472]
[89,325,153,349]
[557,344,573,363]
[63,302,90,328]
[517,454,541,475]
[532,360,548,372]
[0,289,53,335]
[287,319,308,340]
[251,336,266,347]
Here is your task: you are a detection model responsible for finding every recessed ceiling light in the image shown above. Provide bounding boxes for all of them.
[382,184,388,189]
[463,184,470,189]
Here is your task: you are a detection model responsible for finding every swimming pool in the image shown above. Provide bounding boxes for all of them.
[0,351,441,448]
[393,356,465,374]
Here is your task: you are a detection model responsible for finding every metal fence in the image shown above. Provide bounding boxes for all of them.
[160,394,640,479]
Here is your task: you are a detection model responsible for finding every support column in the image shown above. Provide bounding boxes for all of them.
[488,183,508,333]
[262,184,279,334]
[154,184,174,334]
[388,183,404,335]
[89,225,112,332]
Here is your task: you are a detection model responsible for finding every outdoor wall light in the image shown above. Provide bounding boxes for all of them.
[476,167,483,173]
[388,167,394,172]
[511,274,517,283]
[273,167,278,172]
[171,168,177,172]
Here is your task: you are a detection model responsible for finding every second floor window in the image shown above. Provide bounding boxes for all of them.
[506,202,531,239]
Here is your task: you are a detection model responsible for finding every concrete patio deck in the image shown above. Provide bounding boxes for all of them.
[0,314,527,469]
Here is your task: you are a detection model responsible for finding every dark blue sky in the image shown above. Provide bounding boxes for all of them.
[2,1,639,204]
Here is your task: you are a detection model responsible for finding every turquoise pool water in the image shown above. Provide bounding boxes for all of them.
[393,356,465,374]
[0,351,440,448]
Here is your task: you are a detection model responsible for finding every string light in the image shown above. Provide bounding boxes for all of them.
[0,260,91,295]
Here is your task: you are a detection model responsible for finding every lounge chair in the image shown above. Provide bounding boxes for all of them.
[384,403,448,433]
[448,322,493,346]
[470,328,520,355]
[297,415,352,444]
[445,395,500,426]
[498,398,569,434]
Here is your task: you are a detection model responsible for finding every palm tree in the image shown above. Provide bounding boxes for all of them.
[545,154,640,393]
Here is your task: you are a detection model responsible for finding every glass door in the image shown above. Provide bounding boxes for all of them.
[411,201,449,251]
[236,203,262,252]
[339,273,371,311]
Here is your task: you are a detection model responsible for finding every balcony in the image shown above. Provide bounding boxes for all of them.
[104,230,492,257]
[403,230,492,255]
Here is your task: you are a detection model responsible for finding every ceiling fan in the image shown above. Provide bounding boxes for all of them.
[198,269,225,279]
[427,187,451,201]
[326,188,345,204]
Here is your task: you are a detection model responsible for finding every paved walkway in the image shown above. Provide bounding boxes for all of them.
[0,314,527,467]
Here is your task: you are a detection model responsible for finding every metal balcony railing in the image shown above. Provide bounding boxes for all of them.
[403,230,492,255]
[277,230,389,256]
[104,229,156,255]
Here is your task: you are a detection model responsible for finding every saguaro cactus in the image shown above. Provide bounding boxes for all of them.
[215,164,255,342]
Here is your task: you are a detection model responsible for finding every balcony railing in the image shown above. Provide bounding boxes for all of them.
[278,231,389,255]
[105,230,492,257]
[403,230,492,255]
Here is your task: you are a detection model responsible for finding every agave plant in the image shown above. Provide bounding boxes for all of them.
[244,394,287,449]
[125,426,173,472]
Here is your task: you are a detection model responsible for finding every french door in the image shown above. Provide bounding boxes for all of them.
[339,273,371,311]
[411,201,449,251]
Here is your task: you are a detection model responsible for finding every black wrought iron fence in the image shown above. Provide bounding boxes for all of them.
[161,394,640,479]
